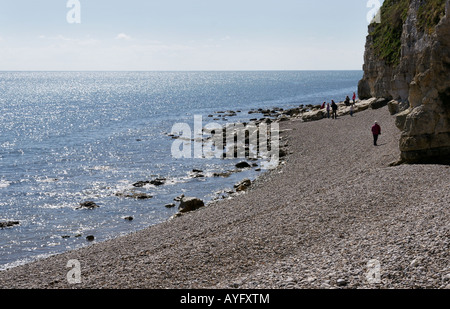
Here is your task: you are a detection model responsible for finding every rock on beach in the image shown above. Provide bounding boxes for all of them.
[178,197,205,213]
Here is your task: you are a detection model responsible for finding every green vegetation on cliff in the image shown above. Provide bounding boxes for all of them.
[369,0,409,66]
[369,0,446,66]
[417,0,446,34]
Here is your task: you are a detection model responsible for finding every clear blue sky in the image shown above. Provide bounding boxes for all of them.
[0,0,382,71]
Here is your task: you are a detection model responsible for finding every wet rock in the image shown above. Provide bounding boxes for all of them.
[190,170,205,178]
[124,216,134,221]
[77,201,99,210]
[86,235,95,242]
[115,192,153,200]
[235,161,251,169]
[235,179,252,192]
[133,178,166,187]
[165,203,176,208]
[174,194,185,202]
[179,197,205,213]
[150,179,166,186]
[132,181,150,188]
[213,171,233,178]
[0,221,20,228]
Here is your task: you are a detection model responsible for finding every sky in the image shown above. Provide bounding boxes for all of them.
[0,0,383,71]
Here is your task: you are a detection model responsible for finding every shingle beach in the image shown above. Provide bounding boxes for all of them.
[0,104,449,289]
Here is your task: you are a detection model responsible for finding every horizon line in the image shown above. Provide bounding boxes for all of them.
[0,69,364,73]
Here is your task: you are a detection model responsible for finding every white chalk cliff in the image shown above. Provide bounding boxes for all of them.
[359,0,450,163]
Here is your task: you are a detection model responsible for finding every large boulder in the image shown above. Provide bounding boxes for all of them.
[370,98,389,110]
[235,161,251,169]
[302,109,325,122]
[234,179,252,192]
[178,197,205,213]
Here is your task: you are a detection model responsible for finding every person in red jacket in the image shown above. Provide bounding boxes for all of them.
[372,121,381,146]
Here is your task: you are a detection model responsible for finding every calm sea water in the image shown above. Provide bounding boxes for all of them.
[0,71,362,270]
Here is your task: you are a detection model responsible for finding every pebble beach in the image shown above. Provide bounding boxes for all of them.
[0,103,449,289]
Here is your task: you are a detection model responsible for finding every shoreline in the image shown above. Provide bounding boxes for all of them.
[0,100,449,289]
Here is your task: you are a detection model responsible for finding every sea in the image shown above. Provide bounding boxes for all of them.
[0,71,362,270]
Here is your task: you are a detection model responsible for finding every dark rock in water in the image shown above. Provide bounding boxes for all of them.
[174,194,185,202]
[190,169,205,178]
[130,193,153,200]
[133,178,166,187]
[133,181,150,188]
[115,191,153,200]
[0,221,20,228]
[77,201,99,210]
[235,161,251,169]
[213,171,233,178]
[179,197,205,213]
[165,203,176,208]
[86,235,95,242]
[150,179,166,186]
[133,178,166,188]
[124,216,134,221]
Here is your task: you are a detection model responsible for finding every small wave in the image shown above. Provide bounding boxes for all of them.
[0,180,11,188]
[88,165,113,171]
[36,177,59,183]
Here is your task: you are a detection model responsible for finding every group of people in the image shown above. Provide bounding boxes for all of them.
[321,100,338,119]
[321,92,357,119]
[320,92,382,146]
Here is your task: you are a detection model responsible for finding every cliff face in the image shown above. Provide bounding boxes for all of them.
[359,0,450,163]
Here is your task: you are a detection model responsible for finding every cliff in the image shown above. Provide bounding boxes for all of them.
[358,0,450,164]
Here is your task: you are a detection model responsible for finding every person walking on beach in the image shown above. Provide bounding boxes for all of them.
[326,103,330,119]
[331,100,338,119]
[350,104,354,117]
[352,92,356,104]
[372,121,381,146]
